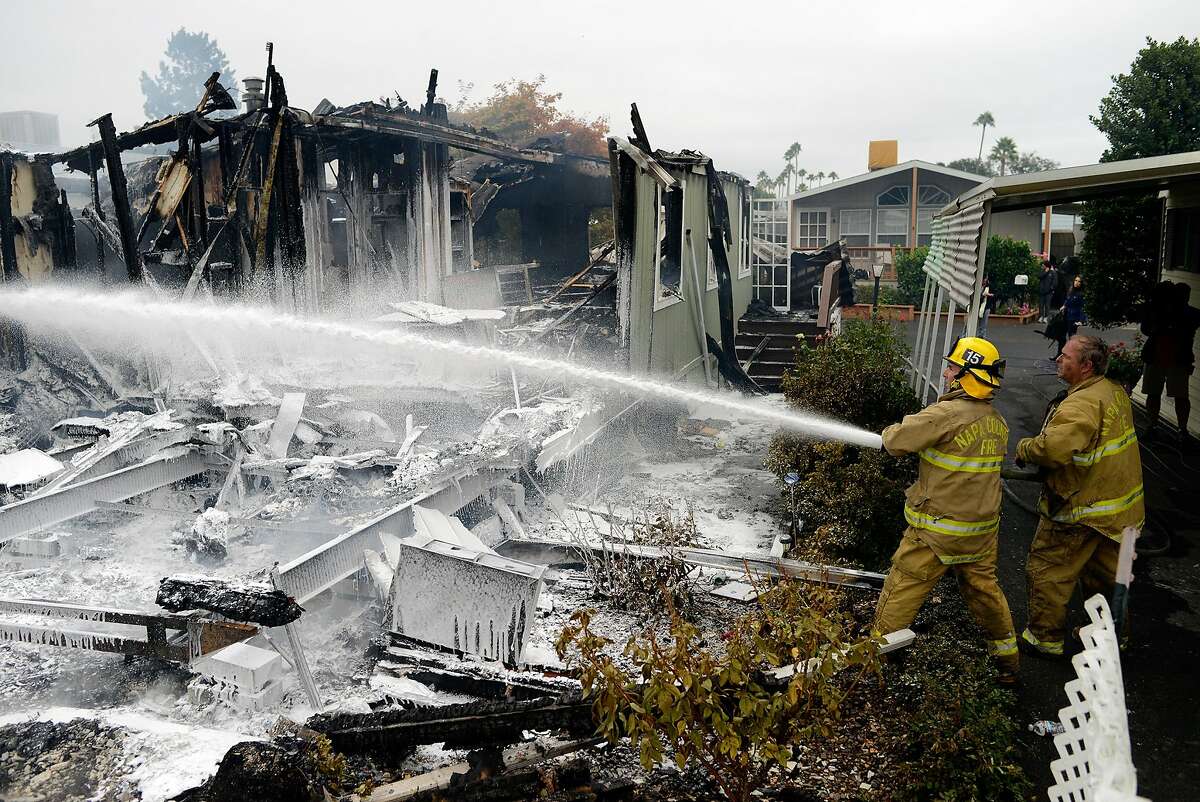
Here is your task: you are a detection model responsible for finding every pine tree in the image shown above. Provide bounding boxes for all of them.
[140,28,237,119]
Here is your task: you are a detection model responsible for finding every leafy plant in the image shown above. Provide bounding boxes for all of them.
[885,596,1031,802]
[1079,36,1200,326]
[556,580,881,802]
[983,235,1040,305]
[454,75,610,157]
[893,246,929,306]
[767,441,915,571]
[590,498,701,618]
[779,318,920,433]
[770,318,919,569]
[1105,336,1145,388]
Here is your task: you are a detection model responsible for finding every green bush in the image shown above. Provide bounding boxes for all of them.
[884,591,1031,802]
[893,247,928,307]
[983,235,1040,305]
[769,319,920,569]
[778,318,920,433]
[767,441,915,570]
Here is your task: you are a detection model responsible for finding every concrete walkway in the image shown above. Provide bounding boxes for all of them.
[897,317,1200,800]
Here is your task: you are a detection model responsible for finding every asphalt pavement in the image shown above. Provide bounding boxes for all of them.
[897,317,1200,801]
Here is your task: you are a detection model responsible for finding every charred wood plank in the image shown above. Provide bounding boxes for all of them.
[424,68,439,115]
[0,153,19,281]
[528,272,616,343]
[307,697,593,754]
[541,241,615,305]
[88,114,142,282]
[82,205,122,259]
[156,577,303,626]
[704,163,763,394]
[629,103,652,154]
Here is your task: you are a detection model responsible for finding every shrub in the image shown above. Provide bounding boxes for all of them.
[556,580,880,802]
[770,318,920,569]
[590,498,700,619]
[983,235,1041,305]
[1105,336,1145,387]
[767,441,915,571]
[885,590,1031,802]
[779,318,920,433]
[893,247,928,307]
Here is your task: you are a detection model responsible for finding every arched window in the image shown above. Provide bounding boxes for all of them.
[918,185,951,206]
[876,185,910,206]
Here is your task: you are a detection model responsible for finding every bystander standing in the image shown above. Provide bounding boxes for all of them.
[1141,280,1200,450]
[1038,260,1057,323]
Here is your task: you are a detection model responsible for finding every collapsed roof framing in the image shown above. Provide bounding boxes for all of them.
[2,65,606,314]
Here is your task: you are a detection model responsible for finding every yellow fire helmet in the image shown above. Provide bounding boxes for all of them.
[945,336,1005,399]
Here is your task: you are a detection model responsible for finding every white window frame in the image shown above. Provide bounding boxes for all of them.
[751,198,791,312]
[876,185,910,206]
[916,207,938,246]
[875,208,910,247]
[793,207,829,249]
[917,185,952,206]
[838,208,871,246]
[654,182,686,311]
[738,190,751,279]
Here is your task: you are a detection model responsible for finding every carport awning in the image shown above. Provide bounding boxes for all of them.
[944,149,1200,213]
[923,203,987,308]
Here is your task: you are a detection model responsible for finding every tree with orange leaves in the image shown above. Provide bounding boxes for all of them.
[455,75,609,158]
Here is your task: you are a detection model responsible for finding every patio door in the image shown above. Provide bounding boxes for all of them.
[751,198,791,311]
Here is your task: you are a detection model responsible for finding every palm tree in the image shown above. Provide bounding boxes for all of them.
[796,169,807,191]
[990,136,1018,176]
[828,171,839,183]
[754,171,774,198]
[974,111,995,161]
[785,141,802,178]
[815,171,826,186]
[777,164,796,196]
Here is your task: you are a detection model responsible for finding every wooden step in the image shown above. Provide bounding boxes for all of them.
[739,319,822,337]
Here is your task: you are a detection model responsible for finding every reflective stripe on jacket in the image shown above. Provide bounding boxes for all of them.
[882,387,1008,564]
[1015,375,1144,541]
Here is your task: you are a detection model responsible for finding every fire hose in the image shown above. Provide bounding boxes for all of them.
[1000,466,1171,557]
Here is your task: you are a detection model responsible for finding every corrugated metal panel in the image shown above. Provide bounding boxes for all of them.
[0,451,208,544]
[923,203,986,307]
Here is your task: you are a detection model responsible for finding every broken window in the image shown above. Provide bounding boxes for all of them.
[655,184,684,306]
[838,209,871,247]
[793,209,828,249]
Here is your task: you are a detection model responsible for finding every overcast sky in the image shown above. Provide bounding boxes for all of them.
[4,0,1199,181]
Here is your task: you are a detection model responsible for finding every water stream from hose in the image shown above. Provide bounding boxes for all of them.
[0,286,884,448]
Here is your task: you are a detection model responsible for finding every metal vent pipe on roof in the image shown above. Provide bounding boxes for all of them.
[242,78,265,113]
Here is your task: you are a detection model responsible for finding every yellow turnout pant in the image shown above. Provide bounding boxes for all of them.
[1023,518,1120,655]
[875,528,1018,672]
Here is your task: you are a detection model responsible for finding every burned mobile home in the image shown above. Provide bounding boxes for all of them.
[5,65,608,316]
[0,62,866,801]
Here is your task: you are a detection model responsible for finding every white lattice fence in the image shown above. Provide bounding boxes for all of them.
[1047,594,1149,802]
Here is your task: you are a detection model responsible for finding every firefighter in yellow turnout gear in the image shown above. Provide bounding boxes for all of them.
[1016,334,1145,657]
[875,337,1019,679]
